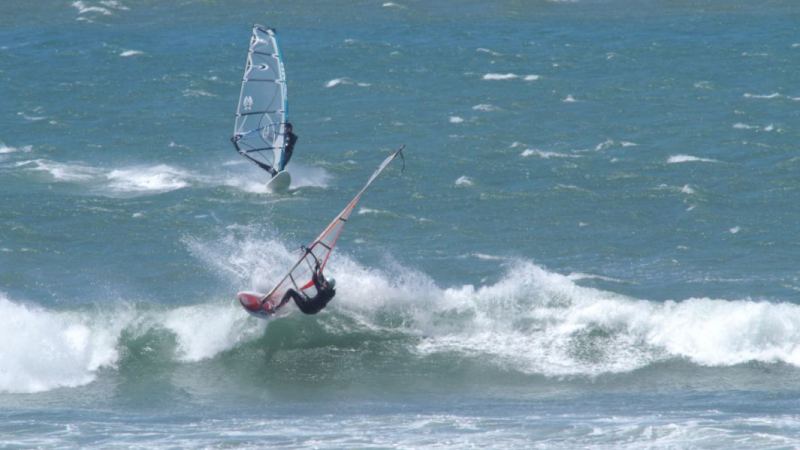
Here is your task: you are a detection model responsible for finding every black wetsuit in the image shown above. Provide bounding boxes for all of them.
[280,131,298,171]
[280,270,335,315]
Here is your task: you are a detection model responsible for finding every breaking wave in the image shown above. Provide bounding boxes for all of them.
[7,229,800,394]
[0,292,263,394]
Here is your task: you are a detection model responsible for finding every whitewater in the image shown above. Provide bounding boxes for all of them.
[6,242,800,394]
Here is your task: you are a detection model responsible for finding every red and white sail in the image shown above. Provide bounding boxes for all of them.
[258,146,405,306]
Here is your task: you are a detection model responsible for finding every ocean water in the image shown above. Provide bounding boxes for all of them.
[2,0,800,447]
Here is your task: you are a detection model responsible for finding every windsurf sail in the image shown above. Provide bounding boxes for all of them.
[259,146,406,304]
[231,25,288,176]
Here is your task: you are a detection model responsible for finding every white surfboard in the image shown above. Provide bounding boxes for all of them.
[266,170,291,193]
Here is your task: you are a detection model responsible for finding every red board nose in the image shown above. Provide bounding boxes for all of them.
[237,292,262,312]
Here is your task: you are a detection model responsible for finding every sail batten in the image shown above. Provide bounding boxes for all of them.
[237,109,282,117]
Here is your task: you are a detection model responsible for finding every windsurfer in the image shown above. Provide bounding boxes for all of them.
[279,122,298,171]
[274,259,336,314]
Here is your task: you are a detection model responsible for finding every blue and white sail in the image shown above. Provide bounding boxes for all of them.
[231,25,288,176]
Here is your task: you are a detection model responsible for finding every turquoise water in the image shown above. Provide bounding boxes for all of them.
[2,0,800,447]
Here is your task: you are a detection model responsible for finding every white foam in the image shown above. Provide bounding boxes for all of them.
[162,303,264,362]
[285,163,332,190]
[185,226,301,292]
[358,207,392,216]
[471,253,507,261]
[19,159,101,181]
[667,155,719,164]
[556,184,590,193]
[0,295,126,394]
[523,74,540,81]
[14,158,207,195]
[182,89,216,98]
[17,112,47,121]
[71,1,112,15]
[482,73,518,80]
[0,144,32,154]
[106,164,190,193]
[472,104,499,112]
[100,0,128,9]
[357,207,429,224]
[595,139,615,151]
[0,291,269,393]
[681,184,695,195]
[168,141,191,150]
[412,262,800,375]
[119,49,143,57]
[382,1,404,8]
[563,94,577,103]
[476,48,502,56]
[455,175,473,187]
[187,231,800,377]
[566,272,627,284]
[730,226,741,234]
[733,123,776,132]
[324,77,370,88]
[520,148,577,159]
[216,172,272,194]
[449,116,464,124]
[744,92,781,99]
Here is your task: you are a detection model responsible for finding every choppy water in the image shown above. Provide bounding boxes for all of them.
[2,0,800,447]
